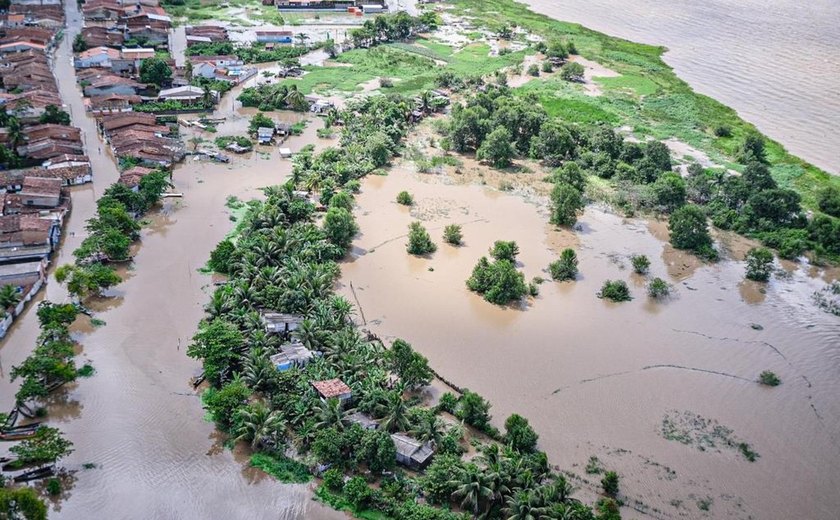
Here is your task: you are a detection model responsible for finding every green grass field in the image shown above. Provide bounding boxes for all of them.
[451,0,839,208]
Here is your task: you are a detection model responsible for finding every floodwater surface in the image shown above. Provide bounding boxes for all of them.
[338,163,840,519]
[518,0,840,175]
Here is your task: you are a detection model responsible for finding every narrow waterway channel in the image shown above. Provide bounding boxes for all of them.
[0,2,344,517]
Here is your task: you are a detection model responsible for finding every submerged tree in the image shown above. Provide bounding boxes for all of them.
[407,222,436,256]
[548,248,578,281]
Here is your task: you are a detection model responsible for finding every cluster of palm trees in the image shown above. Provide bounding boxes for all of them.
[447,444,597,519]
[192,94,607,520]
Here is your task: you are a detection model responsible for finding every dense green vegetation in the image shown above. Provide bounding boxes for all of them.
[548,248,578,281]
[186,41,307,64]
[758,370,781,387]
[467,241,528,305]
[55,169,170,299]
[597,280,632,302]
[194,94,608,519]
[0,487,47,520]
[407,222,436,256]
[443,0,840,262]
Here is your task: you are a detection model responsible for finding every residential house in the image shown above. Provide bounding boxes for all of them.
[74,46,120,68]
[391,433,435,471]
[185,25,228,43]
[0,41,46,54]
[158,85,214,104]
[79,26,125,48]
[16,176,61,208]
[269,342,320,371]
[85,94,141,114]
[83,73,144,97]
[118,166,154,190]
[0,259,45,287]
[261,311,303,334]
[255,30,293,44]
[0,214,59,263]
[312,378,352,402]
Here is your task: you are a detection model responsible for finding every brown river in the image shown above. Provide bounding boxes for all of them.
[338,153,840,519]
[518,0,840,175]
[1,0,838,519]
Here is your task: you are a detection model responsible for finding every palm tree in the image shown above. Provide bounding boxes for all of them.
[376,390,410,432]
[295,33,310,47]
[243,348,275,393]
[503,490,544,520]
[313,397,347,430]
[285,87,308,112]
[236,402,285,450]
[201,85,213,107]
[452,465,492,517]
[410,411,444,446]
[0,285,21,311]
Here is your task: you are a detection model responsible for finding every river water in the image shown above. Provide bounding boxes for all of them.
[517,0,840,175]
[338,147,840,519]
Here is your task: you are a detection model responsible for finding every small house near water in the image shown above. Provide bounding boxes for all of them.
[261,312,304,334]
[270,342,319,371]
[391,433,434,471]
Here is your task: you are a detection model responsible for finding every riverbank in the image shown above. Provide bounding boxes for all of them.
[515,0,840,177]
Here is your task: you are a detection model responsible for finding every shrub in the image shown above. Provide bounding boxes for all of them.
[323,207,359,252]
[817,185,840,218]
[46,477,61,496]
[713,125,732,137]
[322,468,344,492]
[527,64,540,76]
[550,182,584,226]
[407,222,436,256]
[601,471,619,496]
[630,254,650,274]
[437,392,458,414]
[647,277,670,298]
[669,205,714,257]
[344,476,371,511]
[466,257,527,305]
[379,77,393,88]
[745,247,774,281]
[601,471,618,496]
[548,248,578,281]
[396,191,414,206]
[758,370,781,387]
[443,224,463,245]
[504,414,538,452]
[598,280,632,302]
[489,240,519,262]
[456,390,491,430]
[560,62,585,82]
[541,61,553,73]
[208,239,236,274]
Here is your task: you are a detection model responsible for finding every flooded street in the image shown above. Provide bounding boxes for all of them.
[339,163,840,519]
[0,1,344,516]
[518,0,840,175]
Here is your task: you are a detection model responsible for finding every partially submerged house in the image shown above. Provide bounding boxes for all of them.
[391,433,435,471]
[257,127,275,145]
[261,311,303,334]
[269,342,319,371]
[312,378,352,402]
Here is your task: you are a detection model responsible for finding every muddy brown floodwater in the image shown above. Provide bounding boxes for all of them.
[338,162,840,519]
[0,2,346,515]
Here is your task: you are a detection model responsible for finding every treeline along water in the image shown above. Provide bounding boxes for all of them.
[521,0,840,174]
